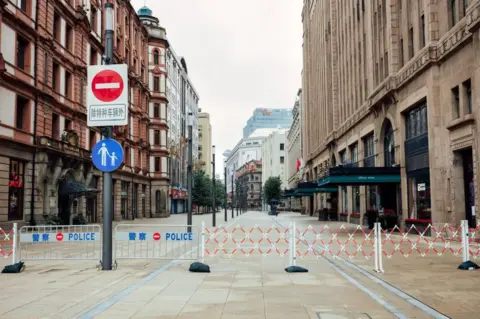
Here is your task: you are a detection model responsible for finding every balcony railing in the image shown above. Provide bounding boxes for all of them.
[37,136,91,160]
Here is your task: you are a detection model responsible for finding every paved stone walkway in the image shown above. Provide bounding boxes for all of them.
[0,211,470,318]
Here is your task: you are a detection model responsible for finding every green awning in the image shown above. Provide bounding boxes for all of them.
[318,175,400,186]
[317,166,401,187]
[59,179,99,199]
[283,186,337,198]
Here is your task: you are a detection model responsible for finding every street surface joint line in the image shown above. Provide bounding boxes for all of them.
[79,214,242,318]
[271,216,408,319]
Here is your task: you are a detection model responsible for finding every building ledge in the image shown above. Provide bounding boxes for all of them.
[446,114,475,131]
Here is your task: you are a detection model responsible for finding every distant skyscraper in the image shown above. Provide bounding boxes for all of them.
[243,108,293,138]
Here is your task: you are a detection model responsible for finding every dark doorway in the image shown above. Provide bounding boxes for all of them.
[58,177,73,225]
[461,148,475,228]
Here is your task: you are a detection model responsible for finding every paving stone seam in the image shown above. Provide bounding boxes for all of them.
[78,214,244,318]
[273,215,452,319]
[270,216,410,319]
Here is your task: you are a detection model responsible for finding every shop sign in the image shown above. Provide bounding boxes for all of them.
[9,173,22,188]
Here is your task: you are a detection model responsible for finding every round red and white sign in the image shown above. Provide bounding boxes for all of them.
[153,232,161,241]
[91,69,124,103]
[56,233,64,241]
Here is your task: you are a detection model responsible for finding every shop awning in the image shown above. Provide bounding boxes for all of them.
[317,166,401,187]
[59,179,99,199]
[283,182,338,197]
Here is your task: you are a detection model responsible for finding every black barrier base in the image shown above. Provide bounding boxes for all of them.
[458,260,480,270]
[189,262,211,273]
[285,265,308,273]
[1,261,25,274]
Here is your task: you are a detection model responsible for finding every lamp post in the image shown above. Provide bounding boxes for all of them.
[187,112,193,233]
[231,172,234,219]
[212,145,216,227]
[101,1,114,271]
[224,161,227,222]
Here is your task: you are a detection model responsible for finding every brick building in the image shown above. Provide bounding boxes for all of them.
[0,0,175,226]
[302,0,480,228]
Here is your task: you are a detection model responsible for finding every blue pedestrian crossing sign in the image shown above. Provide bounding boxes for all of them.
[92,138,124,172]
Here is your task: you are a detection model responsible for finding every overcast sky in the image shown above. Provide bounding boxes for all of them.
[132,0,303,177]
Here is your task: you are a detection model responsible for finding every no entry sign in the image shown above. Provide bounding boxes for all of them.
[87,64,128,127]
[153,232,161,241]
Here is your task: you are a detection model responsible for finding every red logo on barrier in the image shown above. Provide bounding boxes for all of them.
[56,233,64,241]
[153,232,161,241]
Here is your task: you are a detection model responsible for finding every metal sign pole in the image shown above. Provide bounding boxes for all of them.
[224,164,227,222]
[231,173,234,219]
[187,114,193,233]
[102,1,114,271]
[212,146,216,227]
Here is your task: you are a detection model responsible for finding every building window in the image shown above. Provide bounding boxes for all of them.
[54,12,61,41]
[408,27,414,58]
[125,146,130,165]
[155,157,160,172]
[464,79,472,114]
[16,96,28,130]
[339,150,347,164]
[406,102,428,139]
[153,50,159,65]
[363,133,375,167]
[8,160,25,221]
[16,35,29,71]
[52,113,60,139]
[420,14,426,48]
[90,6,97,33]
[155,190,161,213]
[352,186,360,214]
[349,143,358,166]
[384,121,395,167]
[154,130,160,145]
[64,118,71,130]
[153,77,160,92]
[450,0,457,27]
[154,103,160,118]
[399,38,404,67]
[65,24,73,51]
[89,130,96,149]
[19,0,28,12]
[52,62,60,92]
[280,143,284,151]
[90,48,97,65]
[65,70,72,98]
[280,156,285,164]
[452,86,460,119]
[341,186,348,213]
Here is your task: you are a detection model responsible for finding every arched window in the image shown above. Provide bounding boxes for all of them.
[155,190,161,213]
[384,121,395,167]
[153,50,159,65]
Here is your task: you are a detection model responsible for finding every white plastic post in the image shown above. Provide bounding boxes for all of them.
[201,221,205,263]
[292,221,297,266]
[12,223,17,265]
[377,223,384,273]
[461,220,469,263]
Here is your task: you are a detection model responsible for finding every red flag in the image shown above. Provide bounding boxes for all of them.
[296,159,301,172]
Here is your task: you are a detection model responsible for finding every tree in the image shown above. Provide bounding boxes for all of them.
[214,180,226,207]
[263,176,282,204]
[192,170,211,207]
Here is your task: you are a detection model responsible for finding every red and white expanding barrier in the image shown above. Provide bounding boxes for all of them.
[200,220,480,272]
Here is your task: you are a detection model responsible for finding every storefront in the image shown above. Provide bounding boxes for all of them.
[404,101,431,223]
[8,159,25,221]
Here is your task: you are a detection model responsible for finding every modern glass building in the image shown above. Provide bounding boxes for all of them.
[243,108,293,138]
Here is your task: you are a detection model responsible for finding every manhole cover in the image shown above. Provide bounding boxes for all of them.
[317,312,371,319]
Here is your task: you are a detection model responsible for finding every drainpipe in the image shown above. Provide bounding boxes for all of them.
[29,0,40,226]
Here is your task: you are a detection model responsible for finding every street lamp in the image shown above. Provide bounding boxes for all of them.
[101,1,114,271]
[187,112,193,233]
[212,145,216,227]
[224,161,227,222]
[231,171,234,219]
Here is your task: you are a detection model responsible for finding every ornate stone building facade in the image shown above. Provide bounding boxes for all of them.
[0,0,178,226]
[302,0,480,228]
